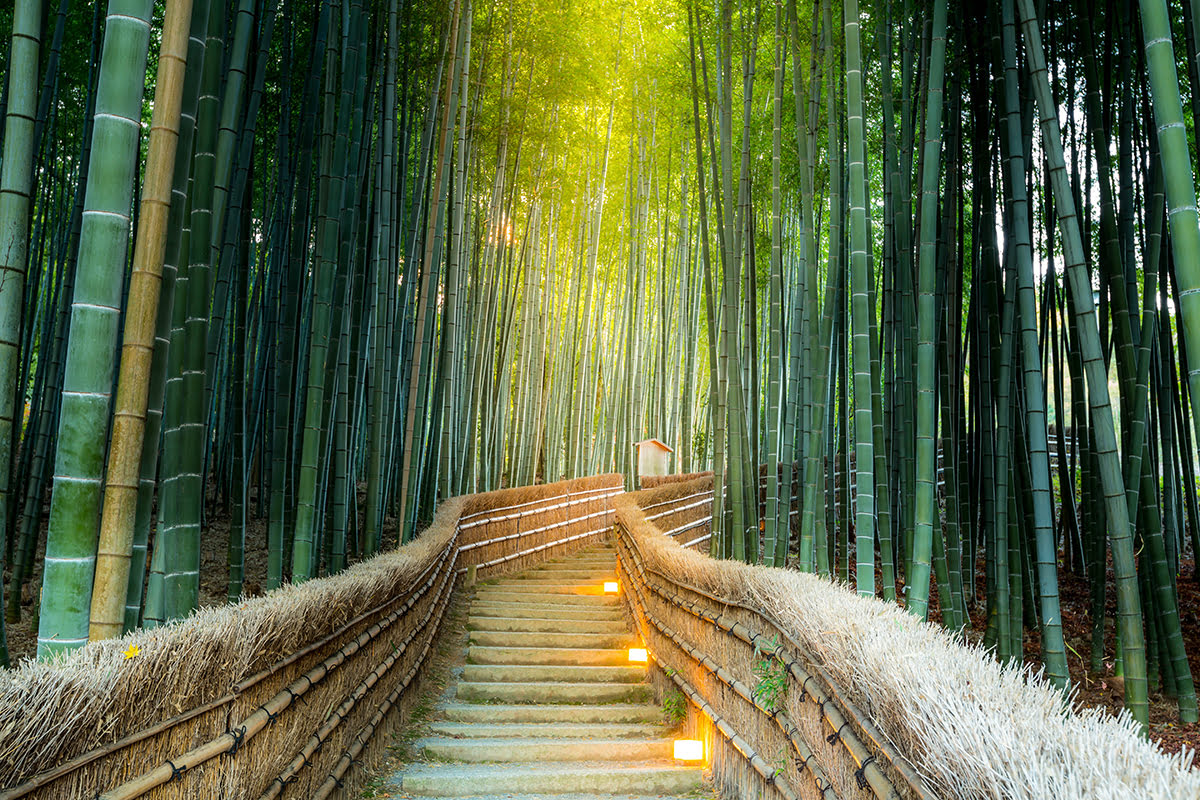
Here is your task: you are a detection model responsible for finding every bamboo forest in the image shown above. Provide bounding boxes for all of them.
[7,0,1200,781]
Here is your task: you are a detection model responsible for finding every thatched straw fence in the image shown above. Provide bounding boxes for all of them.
[615,478,1200,800]
[0,473,621,800]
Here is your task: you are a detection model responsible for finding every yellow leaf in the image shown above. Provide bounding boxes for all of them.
[123,644,140,660]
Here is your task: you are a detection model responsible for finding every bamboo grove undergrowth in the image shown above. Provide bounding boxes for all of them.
[2,0,1200,733]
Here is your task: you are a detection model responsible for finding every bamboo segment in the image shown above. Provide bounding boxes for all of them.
[88,0,194,643]
[36,0,155,659]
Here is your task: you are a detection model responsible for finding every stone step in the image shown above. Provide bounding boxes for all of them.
[479,582,613,595]
[415,736,675,762]
[461,664,645,683]
[456,681,653,704]
[467,616,628,634]
[469,603,624,621]
[536,558,616,568]
[397,762,702,796]
[473,590,619,606]
[440,703,662,724]
[503,569,619,581]
[428,721,665,739]
[468,630,636,649]
[405,794,704,800]
[469,645,633,666]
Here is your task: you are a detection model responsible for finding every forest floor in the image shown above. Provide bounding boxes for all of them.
[1055,560,1200,757]
[3,485,273,665]
[942,556,1200,759]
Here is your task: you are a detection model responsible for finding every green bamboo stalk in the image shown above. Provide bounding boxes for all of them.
[908,0,947,619]
[88,0,194,640]
[1013,0,1148,725]
[36,0,154,658]
[843,0,875,596]
[998,7,1068,687]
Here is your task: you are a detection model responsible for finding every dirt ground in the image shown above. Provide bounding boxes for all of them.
[929,554,1200,758]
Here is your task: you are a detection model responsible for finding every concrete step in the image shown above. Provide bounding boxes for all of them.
[456,681,653,704]
[467,616,629,634]
[441,703,662,724]
[428,721,665,739]
[461,664,645,683]
[415,736,675,762]
[397,762,702,796]
[473,590,619,606]
[469,645,631,666]
[479,582,613,595]
[468,630,636,649]
[469,603,624,621]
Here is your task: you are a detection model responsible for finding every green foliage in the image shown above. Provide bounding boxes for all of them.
[662,687,687,724]
[751,635,787,712]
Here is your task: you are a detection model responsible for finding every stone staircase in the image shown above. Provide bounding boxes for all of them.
[391,543,707,798]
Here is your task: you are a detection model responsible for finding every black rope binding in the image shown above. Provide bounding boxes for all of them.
[800,675,818,703]
[855,754,877,790]
[826,719,851,745]
[263,705,280,725]
[166,758,187,783]
[227,725,247,757]
[794,752,818,774]
[283,685,309,706]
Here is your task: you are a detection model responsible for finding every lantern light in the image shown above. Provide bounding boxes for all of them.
[603,581,619,594]
[628,647,648,663]
[673,739,704,761]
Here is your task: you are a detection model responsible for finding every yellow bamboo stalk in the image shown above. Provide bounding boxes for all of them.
[88,0,194,641]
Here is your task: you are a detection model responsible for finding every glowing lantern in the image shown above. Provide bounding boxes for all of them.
[628,647,648,663]
[603,581,619,594]
[673,739,704,761]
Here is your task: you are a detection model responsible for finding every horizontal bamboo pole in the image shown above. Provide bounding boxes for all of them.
[458,508,613,553]
[459,524,611,575]
[11,482,618,799]
[261,549,459,796]
[666,654,800,800]
[309,558,458,799]
[617,540,837,800]
[619,503,929,798]
[98,536,460,800]
[0,539,456,800]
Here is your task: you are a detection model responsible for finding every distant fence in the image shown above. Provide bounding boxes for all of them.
[614,480,1200,800]
[0,473,622,800]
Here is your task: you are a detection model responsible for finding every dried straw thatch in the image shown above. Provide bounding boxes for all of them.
[640,471,714,489]
[0,473,622,799]
[615,482,1200,800]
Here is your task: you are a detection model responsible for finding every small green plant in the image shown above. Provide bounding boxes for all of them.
[663,688,687,724]
[772,745,788,778]
[752,634,787,712]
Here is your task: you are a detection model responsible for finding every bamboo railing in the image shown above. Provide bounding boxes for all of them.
[614,477,927,800]
[0,473,622,800]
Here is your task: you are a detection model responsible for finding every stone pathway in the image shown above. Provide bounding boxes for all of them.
[387,543,707,798]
